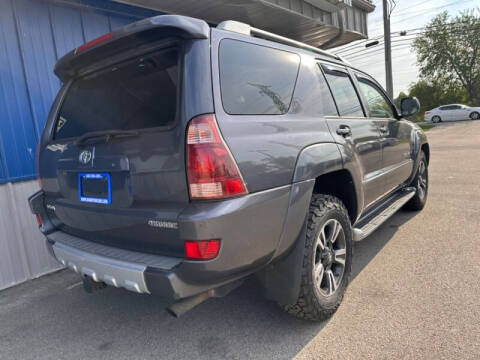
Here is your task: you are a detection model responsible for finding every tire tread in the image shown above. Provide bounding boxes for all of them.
[284,194,352,321]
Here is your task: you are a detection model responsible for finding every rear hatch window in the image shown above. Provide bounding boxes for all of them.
[54,48,178,140]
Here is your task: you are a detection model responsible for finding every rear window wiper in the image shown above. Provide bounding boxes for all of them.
[75,130,139,146]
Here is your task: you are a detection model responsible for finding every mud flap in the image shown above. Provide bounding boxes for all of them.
[258,218,307,306]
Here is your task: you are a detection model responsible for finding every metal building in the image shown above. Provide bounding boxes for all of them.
[0,0,374,290]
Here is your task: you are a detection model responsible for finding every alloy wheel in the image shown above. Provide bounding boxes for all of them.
[313,219,347,297]
[417,160,428,199]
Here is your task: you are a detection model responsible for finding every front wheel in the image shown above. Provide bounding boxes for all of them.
[470,112,480,120]
[284,194,352,321]
[404,151,428,211]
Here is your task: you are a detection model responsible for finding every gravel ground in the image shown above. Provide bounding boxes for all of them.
[1,120,479,360]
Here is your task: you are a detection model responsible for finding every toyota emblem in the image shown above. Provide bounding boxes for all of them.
[79,150,92,165]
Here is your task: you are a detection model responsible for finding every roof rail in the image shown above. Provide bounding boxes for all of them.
[216,20,342,61]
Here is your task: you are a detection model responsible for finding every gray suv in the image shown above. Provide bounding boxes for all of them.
[29,15,429,321]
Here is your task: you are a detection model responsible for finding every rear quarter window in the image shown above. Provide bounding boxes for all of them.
[219,39,300,115]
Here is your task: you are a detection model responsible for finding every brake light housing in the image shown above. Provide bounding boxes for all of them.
[184,240,220,260]
[186,114,247,200]
[35,214,42,228]
[75,32,113,54]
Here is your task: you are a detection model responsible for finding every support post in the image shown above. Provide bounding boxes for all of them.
[383,0,393,99]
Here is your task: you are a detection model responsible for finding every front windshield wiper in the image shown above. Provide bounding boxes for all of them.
[75,130,139,146]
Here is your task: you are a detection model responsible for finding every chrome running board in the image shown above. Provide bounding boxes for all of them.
[353,187,416,241]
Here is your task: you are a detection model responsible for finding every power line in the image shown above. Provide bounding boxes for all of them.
[334,18,480,54]
[390,0,476,25]
[339,25,480,59]
[348,45,411,62]
[392,0,437,15]
[335,23,480,56]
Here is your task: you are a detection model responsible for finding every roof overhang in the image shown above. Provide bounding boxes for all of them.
[113,0,375,48]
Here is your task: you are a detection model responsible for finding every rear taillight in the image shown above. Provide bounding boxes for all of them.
[425,111,430,115]
[184,240,220,260]
[186,114,247,200]
[35,214,42,228]
[75,32,112,54]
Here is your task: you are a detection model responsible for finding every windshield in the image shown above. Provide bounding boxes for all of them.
[54,48,178,140]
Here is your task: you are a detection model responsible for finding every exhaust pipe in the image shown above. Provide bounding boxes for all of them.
[166,289,215,318]
[166,280,243,317]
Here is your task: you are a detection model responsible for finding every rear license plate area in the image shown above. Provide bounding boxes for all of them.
[78,173,111,204]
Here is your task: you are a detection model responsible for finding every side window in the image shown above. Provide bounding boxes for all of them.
[322,66,364,117]
[356,78,395,119]
[219,39,300,115]
[297,63,338,117]
[451,105,461,110]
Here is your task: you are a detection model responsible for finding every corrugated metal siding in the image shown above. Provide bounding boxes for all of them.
[0,0,158,184]
[0,180,60,291]
[0,0,158,290]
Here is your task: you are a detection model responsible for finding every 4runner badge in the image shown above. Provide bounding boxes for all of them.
[148,220,178,230]
[79,150,92,164]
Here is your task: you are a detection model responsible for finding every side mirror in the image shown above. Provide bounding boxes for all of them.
[400,97,420,117]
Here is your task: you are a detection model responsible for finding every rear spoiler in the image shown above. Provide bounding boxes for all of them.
[54,15,210,82]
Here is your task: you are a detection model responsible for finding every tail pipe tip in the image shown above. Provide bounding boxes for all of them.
[166,289,215,318]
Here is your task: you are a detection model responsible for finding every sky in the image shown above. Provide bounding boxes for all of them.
[332,0,479,97]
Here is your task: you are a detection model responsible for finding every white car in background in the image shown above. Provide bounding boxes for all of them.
[424,104,480,123]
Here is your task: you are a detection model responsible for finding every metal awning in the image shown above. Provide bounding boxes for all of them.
[114,0,375,48]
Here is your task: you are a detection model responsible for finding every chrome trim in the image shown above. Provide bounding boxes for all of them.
[353,187,416,241]
[364,159,413,184]
[53,242,150,294]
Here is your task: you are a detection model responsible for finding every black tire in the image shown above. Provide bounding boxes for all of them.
[284,194,353,321]
[470,111,480,120]
[432,115,441,123]
[403,151,428,211]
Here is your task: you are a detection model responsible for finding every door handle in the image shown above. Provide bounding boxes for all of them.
[336,125,352,137]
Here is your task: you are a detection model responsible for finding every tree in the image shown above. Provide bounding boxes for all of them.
[413,10,480,105]
[409,79,467,116]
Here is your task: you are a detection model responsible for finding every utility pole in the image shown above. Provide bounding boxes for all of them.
[383,0,393,99]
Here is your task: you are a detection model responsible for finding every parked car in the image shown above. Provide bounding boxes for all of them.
[424,104,480,122]
[28,15,429,321]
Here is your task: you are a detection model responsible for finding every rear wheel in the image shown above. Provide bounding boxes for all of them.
[284,194,352,321]
[470,112,480,120]
[432,115,441,123]
[404,151,428,211]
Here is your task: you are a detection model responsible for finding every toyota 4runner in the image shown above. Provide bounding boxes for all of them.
[29,15,429,320]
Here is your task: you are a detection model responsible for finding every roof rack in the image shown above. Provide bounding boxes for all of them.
[216,20,342,62]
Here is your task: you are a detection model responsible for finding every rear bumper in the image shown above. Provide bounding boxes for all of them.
[53,240,151,294]
[45,232,185,298]
[31,185,292,299]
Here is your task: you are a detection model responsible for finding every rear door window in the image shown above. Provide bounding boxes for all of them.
[322,65,364,117]
[219,39,300,115]
[54,48,178,140]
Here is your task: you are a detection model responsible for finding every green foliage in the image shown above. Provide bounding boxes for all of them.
[412,10,480,104]
[408,79,467,118]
